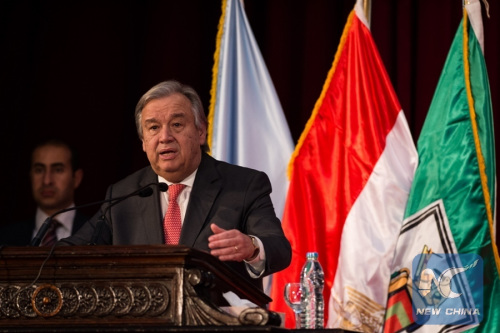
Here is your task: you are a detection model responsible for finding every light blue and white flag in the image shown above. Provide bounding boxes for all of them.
[208,0,294,221]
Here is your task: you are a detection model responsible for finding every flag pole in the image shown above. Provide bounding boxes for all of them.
[363,0,372,27]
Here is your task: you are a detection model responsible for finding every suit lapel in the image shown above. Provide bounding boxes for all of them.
[180,153,221,247]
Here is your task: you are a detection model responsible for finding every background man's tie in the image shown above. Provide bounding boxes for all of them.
[40,220,61,246]
[163,184,186,244]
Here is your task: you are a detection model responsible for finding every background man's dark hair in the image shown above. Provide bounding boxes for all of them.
[32,139,81,173]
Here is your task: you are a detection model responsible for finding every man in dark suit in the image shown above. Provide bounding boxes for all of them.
[0,139,87,246]
[61,80,292,291]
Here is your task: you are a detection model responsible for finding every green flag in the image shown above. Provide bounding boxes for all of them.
[385,1,500,332]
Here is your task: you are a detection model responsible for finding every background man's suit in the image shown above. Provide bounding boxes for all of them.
[62,152,292,291]
[0,213,87,246]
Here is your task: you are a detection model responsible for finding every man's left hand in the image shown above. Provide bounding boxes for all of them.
[208,223,254,262]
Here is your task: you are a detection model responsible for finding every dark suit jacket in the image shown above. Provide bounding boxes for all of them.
[0,212,87,246]
[62,153,292,290]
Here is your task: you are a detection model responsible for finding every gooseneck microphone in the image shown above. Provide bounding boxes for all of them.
[30,182,168,246]
[88,182,168,245]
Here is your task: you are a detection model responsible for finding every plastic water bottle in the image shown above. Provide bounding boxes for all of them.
[300,252,324,328]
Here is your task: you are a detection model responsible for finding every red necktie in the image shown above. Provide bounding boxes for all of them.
[163,184,186,244]
[40,220,61,247]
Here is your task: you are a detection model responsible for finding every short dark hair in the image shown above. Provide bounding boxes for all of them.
[32,139,81,172]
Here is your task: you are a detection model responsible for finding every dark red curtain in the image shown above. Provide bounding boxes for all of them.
[0,0,498,244]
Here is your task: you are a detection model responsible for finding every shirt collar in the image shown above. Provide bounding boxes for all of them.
[158,169,197,188]
[35,205,76,233]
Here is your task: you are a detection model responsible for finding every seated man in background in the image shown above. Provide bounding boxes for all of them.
[61,80,292,291]
[0,139,87,246]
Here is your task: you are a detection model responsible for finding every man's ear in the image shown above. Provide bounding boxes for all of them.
[199,126,207,145]
[73,169,84,189]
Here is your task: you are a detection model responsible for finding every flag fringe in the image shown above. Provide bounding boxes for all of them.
[463,8,500,276]
[287,9,356,179]
[207,0,228,152]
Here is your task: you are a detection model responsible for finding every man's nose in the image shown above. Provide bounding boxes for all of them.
[42,171,53,184]
[159,126,174,142]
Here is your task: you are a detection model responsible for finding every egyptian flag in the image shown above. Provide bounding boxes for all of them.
[269,0,418,329]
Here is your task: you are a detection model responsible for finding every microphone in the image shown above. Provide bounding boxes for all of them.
[88,182,168,245]
[30,182,168,247]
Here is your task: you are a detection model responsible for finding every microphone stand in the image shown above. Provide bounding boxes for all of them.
[88,184,168,245]
[30,182,167,246]
[30,199,112,247]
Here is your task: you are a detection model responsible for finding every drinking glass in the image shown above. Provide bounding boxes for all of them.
[284,282,302,328]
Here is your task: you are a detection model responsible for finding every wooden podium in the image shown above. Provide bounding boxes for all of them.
[0,245,282,332]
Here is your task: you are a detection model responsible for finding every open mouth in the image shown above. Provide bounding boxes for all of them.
[159,148,177,158]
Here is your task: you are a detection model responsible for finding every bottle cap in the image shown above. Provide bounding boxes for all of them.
[306,252,318,260]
